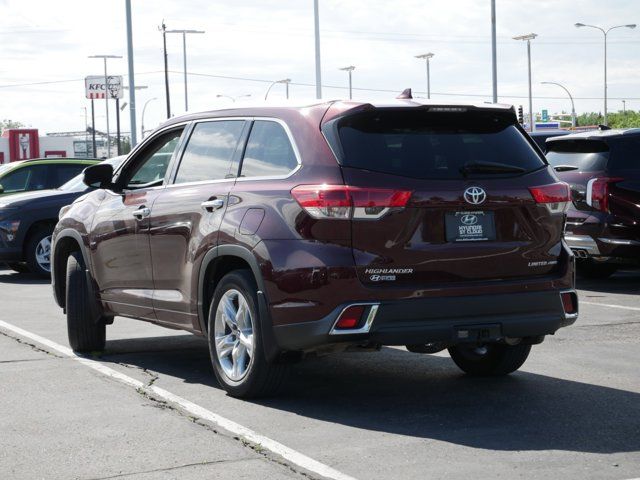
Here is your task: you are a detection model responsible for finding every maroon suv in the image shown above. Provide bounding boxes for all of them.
[546,129,640,278]
[51,100,578,398]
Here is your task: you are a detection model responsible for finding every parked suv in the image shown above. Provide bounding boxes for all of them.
[0,158,99,196]
[51,100,577,398]
[546,129,640,278]
[0,157,124,275]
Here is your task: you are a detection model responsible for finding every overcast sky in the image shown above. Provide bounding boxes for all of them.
[1,0,638,137]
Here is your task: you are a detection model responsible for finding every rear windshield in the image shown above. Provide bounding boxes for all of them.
[546,139,609,172]
[326,109,545,179]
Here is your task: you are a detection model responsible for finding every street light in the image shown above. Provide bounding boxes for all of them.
[264,79,291,100]
[339,66,355,100]
[216,94,252,103]
[513,33,538,132]
[541,81,576,128]
[166,29,205,112]
[141,97,157,139]
[575,22,636,126]
[314,0,322,99]
[88,54,122,157]
[414,53,434,99]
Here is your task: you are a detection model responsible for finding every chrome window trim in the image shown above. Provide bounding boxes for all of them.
[235,117,303,182]
[329,303,380,336]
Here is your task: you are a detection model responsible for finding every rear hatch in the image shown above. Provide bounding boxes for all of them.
[322,106,568,287]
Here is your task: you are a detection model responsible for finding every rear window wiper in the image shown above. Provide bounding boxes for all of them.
[460,161,526,176]
[553,165,579,172]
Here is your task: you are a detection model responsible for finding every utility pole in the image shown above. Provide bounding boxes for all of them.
[491,0,498,102]
[160,20,171,118]
[125,0,137,147]
[116,98,121,155]
[166,29,205,112]
[313,0,322,99]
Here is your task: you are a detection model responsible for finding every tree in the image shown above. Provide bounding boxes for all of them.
[576,111,640,128]
[0,119,25,132]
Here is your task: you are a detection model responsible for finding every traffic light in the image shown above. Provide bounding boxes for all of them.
[517,105,524,125]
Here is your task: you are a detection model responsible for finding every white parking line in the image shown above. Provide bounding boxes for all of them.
[581,301,640,312]
[0,319,357,480]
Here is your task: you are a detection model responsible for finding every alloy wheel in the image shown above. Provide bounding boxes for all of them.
[214,289,254,381]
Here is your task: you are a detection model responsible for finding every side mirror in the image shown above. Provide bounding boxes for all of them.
[83,163,114,189]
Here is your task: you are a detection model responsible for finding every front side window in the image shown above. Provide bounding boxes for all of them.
[240,121,298,178]
[123,129,184,189]
[174,121,245,184]
[0,167,30,192]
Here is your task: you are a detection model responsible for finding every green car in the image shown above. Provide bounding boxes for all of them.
[0,158,99,196]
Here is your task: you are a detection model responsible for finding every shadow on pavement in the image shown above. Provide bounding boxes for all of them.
[0,269,50,285]
[577,269,640,295]
[99,336,640,455]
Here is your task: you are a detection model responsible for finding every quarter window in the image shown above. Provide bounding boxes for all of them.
[240,121,298,178]
[174,121,245,184]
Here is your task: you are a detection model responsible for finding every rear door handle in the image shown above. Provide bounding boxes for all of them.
[132,207,151,219]
[201,198,225,212]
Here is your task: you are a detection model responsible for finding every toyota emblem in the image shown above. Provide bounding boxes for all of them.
[464,186,486,205]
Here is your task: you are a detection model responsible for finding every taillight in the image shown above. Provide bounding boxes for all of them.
[291,185,412,220]
[529,182,571,214]
[586,177,623,213]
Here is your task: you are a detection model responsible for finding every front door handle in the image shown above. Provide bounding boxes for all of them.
[132,207,151,219]
[201,198,225,212]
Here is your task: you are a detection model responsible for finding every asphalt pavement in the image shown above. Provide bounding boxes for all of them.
[1,267,639,480]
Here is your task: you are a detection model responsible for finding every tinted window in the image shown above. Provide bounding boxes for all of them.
[330,109,545,179]
[54,164,88,187]
[546,139,609,172]
[610,137,640,171]
[26,165,50,190]
[0,167,30,192]
[126,129,184,188]
[175,121,245,184]
[240,121,298,177]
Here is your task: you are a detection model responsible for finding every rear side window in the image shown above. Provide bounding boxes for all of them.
[326,109,545,179]
[546,139,609,172]
[53,164,88,187]
[610,137,640,171]
[175,120,245,184]
[240,121,298,178]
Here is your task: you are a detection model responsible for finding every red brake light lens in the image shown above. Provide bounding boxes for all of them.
[561,292,577,315]
[335,305,366,329]
[291,185,412,219]
[529,182,571,213]
[586,177,623,213]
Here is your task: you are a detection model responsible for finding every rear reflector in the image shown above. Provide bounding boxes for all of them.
[586,177,624,213]
[529,182,571,213]
[334,305,366,329]
[291,185,412,220]
[561,292,577,315]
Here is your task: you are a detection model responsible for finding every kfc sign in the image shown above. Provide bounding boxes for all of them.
[85,75,123,100]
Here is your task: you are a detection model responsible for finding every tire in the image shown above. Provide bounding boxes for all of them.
[66,251,106,353]
[25,227,54,277]
[448,343,531,376]
[6,262,29,273]
[207,270,288,398]
[576,259,618,279]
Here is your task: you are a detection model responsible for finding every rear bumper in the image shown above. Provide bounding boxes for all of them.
[273,289,577,351]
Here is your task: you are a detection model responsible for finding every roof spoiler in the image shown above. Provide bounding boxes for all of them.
[396,88,413,99]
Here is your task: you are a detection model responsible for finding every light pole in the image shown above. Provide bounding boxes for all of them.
[159,21,171,119]
[623,100,627,114]
[575,22,636,126]
[313,0,322,99]
[264,79,291,100]
[166,29,205,112]
[513,33,537,132]
[339,66,355,99]
[541,81,576,128]
[88,54,122,158]
[415,53,434,99]
[217,94,252,103]
[141,97,157,139]
[491,0,498,102]
[125,0,137,148]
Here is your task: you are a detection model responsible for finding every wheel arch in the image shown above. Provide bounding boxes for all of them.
[198,244,280,362]
[51,229,91,309]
